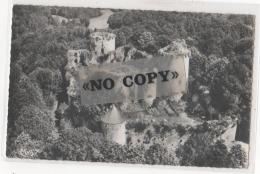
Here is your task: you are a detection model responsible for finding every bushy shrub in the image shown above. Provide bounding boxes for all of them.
[145,144,176,165]
[15,105,56,141]
[10,132,44,159]
[40,127,103,161]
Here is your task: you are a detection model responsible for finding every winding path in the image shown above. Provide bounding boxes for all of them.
[88,9,114,30]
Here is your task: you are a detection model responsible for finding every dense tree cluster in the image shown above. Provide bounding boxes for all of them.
[7,5,100,157]
[176,126,247,168]
[108,11,254,55]
[40,127,176,164]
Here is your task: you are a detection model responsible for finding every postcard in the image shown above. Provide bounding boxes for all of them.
[3,1,259,171]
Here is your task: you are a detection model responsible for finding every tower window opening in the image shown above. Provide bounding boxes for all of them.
[80,52,86,66]
[101,42,104,54]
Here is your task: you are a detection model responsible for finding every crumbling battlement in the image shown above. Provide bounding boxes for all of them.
[90,32,116,56]
[67,49,90,68]
[158,39,191,80]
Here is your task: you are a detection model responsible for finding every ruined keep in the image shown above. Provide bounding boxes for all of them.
[65,34,191,145]
[90,32,116,57]
[65,31,116,105]
[101,105,126,145]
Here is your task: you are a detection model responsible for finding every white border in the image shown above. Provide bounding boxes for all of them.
[0,0,260,174]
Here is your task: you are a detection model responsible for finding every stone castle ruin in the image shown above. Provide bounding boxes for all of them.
[65,31,195,146]
[66,31,116,69]
[64,32,239,147]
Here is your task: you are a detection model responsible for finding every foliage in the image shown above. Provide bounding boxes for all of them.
[176,125,248,168]
[135,31,154,50]
[145,144,176,165]
[107,12,123,29]
[7,5,102,156]
[29,67,62,93]
[15,105,56,141]
[10,132,45,159]
[6,65,47,155]
[229,144,248,168]
[98,143,146,164]
[12,5,51,39]
[176,131,216,166]
[7,73,45,131]
[40,126,177,165]
[108,10,254,56]
[113,30,127,48]
[40,127,103,161]
[41,127,145,164]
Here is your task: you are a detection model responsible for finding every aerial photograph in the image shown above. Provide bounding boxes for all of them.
[6,5,255,168]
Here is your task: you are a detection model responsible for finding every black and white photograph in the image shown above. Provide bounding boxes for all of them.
[5,2,257,169]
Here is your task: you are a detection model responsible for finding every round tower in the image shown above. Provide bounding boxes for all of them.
[101,105,126,145]
[158,39,191,103]
[158,39,191,81]
[90,32,116,57]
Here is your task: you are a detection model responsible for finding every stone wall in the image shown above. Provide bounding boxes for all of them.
[90,32,116,56]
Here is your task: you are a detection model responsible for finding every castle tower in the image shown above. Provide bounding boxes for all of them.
[158,39,190,81]
[158,39,191,102]
[90,32,116,57]
[101,105,126,145]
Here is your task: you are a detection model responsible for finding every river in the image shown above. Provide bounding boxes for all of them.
[88,9,114,30]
